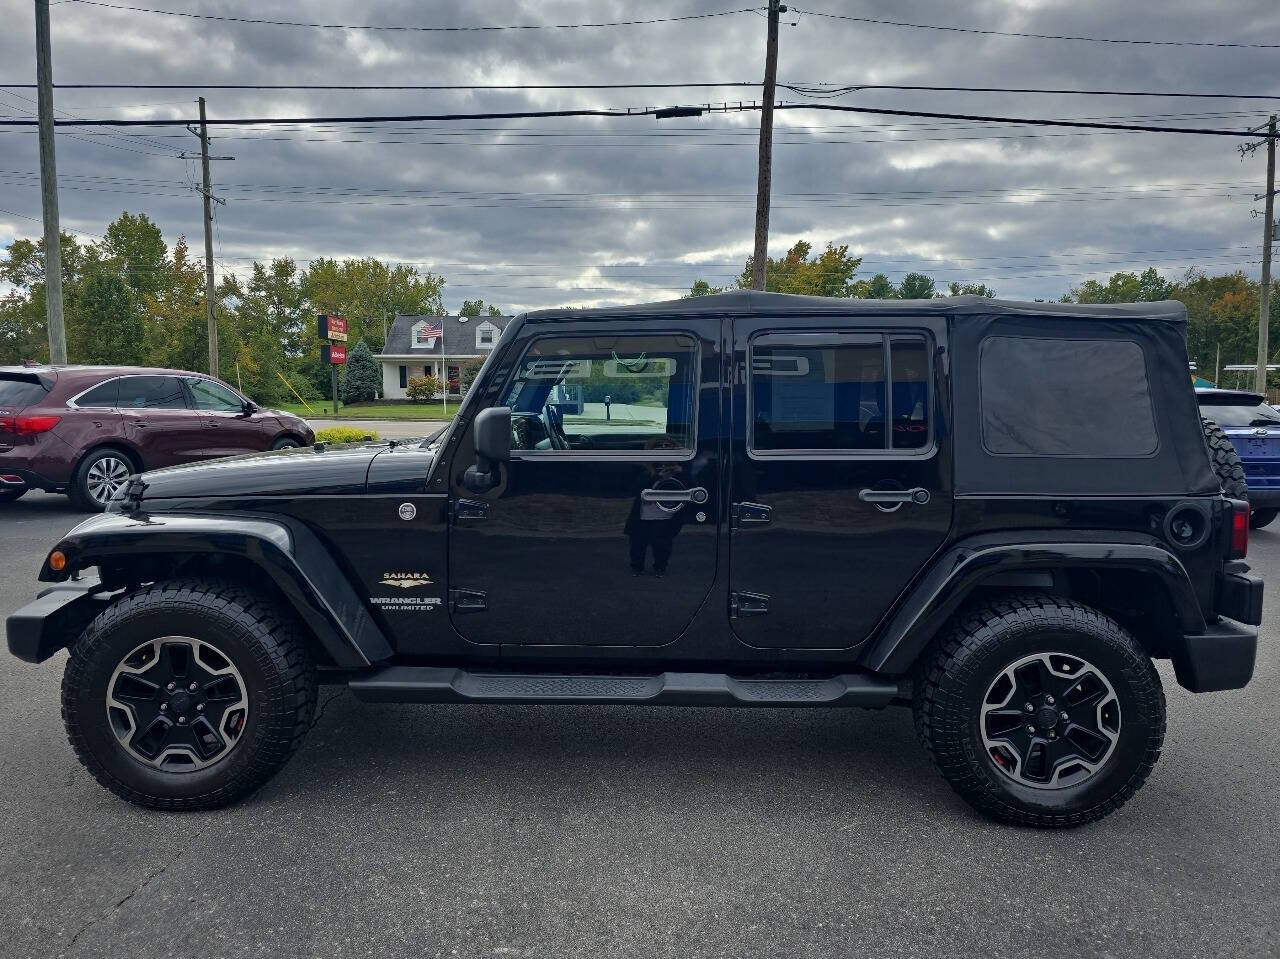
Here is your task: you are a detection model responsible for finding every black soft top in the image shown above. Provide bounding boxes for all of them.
[522,291,1188,324]
[520,292,1212,498]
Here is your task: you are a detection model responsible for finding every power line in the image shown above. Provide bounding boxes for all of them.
[55,0,761,31]
[2,102,1272,138]
[2,82,1277,101]
[792,7,1280,49]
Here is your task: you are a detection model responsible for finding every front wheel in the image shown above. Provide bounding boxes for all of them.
[270,436,301,450]
[62,580,316,810]
[914,595,1165,828]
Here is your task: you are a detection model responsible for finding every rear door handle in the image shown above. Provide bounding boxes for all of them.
[641,486,709,505]
[858,487,931,505]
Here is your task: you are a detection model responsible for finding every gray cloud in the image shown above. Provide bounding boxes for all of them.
[2,0,1277,311]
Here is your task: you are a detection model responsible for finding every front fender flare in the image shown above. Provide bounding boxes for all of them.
[38,511,392,668]
[858,539,1206,676]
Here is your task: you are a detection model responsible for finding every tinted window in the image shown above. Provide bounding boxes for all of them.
[0,377,49,409]
[503,334,697,452]
[186,377,244,412]
[1200,402,1280,428]
[75,379,119,408]
[980,336,1158,456]
[115,376,188,410]
[751,333,930,453]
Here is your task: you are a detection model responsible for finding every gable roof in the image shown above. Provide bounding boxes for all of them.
[377,314,512,357]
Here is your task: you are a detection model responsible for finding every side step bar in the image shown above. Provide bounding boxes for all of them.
[348,666,903,708]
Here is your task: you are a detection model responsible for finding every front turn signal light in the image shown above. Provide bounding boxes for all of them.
[47,549,67,573]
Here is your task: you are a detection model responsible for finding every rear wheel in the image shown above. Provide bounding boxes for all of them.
[914,594,1165,828]
[70,447,135,511]
[1249,508,1278,529]
[61,580,316,810]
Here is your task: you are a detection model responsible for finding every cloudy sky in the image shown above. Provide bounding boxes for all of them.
[1,0,1278,311]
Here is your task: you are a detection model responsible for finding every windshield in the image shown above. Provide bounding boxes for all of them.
[1203,402,1280,428]
[0,376,49,410]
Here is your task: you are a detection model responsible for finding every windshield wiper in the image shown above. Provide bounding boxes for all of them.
[1248,419,1280,427]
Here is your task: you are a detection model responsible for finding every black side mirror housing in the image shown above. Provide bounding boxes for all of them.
[463,406,511,492]
[242,400,259,415]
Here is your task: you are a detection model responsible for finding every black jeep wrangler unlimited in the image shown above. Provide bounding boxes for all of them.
[6,293,1263,827]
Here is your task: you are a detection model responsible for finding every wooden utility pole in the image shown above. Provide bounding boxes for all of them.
[1257,115,1276,395]
[751,0,785,291]
[196,97,221,377]
[34,0,65,364]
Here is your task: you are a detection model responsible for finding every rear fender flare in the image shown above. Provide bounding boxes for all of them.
[40,511,392,668]
[858,540,1206,676]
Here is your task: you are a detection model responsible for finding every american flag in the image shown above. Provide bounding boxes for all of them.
[415,320,443,349]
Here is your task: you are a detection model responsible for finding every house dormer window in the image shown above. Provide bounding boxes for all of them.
[477,320,498,349]
[413,319,443,348]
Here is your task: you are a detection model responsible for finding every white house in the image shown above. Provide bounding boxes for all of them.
[375,314,510,399]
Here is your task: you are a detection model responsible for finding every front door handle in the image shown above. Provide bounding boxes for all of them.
[641,486,709,505]
[858,487,931,505]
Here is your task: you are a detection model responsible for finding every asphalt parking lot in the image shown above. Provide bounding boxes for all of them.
[0,492,1276,959]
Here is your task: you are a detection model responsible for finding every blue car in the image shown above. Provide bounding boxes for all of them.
[1197,388,1280,528]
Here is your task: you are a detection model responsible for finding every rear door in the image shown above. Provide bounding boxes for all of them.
[115,375,204,467]
[184,377,271,456]
[728,316,952,649]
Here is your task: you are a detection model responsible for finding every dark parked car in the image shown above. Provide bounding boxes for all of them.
[6,294,1262,827]
[1196,388,1280,529]
[0,366,314,510]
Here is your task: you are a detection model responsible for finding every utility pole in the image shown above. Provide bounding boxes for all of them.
[1258,116,1277,396]
[34,0,65,364]
[1244,116,1277,394]
[750,0,786,291]
[196,98,221,377]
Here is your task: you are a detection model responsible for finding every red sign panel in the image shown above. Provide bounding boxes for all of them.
[317,315,348,342]
[322,344,347,365]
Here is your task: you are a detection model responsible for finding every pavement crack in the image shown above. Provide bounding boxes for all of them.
[310,687,349,732]
[64,827,208,954]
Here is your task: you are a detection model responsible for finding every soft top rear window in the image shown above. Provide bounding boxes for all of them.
[0,375,50,410]
[979,336,1159,457]
[1200,403,1280,428]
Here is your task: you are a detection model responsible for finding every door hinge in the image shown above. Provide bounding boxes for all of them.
[729,591,770,618]
[449,588,487,613]
[731,502,772,528]
[451,499,490,523]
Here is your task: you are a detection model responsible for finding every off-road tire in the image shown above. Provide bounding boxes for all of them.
[69,446,138,512]
[914,594,1165,828]
[0,488,25,503]
[1201,416,1248,501]
[62,580,316,810]
[1249,507,1278,530]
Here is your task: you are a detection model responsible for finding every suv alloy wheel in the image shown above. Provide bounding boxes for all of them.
[914,594,1165,828]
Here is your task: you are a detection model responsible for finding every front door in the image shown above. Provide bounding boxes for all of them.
[448,320,721,647]
[184,376,268,457]
[728,317,952,649]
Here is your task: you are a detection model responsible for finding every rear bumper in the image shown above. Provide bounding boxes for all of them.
[0,455,68,492]
[1173,619,1258,693]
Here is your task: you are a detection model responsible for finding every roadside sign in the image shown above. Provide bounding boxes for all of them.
[322,344,347,365]
[317,315,348,342]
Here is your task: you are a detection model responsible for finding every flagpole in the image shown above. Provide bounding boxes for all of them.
[441,318,447,423]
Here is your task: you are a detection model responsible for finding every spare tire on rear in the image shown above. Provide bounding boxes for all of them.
[1200,416,1248,501]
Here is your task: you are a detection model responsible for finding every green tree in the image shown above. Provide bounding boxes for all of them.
[737,240,863,297]
[460,298,503,317]
[948,282,996,297]
[685,279,726,298]
[341,339,381,403]
[853,273,898,299]
[303,257,445,354]
[72,273,145,365]
[1068,268,1172,304]
[897,272,937,300]
[459,357,485,394]
[101,211,169,296]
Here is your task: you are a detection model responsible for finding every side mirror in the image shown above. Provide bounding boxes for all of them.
[242,400,259,415]
[463,406,511,492]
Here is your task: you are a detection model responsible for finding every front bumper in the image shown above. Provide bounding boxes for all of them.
[6,578,111,664]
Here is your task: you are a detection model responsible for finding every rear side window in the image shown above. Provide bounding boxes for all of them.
[75,379,119,408]
[0,377,49,409]
[980,336,1158,457]
[750,332,931,454]
[115,376,189,410]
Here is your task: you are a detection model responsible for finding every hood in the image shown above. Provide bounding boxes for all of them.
[133,443,389,501]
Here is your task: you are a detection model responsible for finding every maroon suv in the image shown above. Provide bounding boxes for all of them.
[0,366,315,510]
